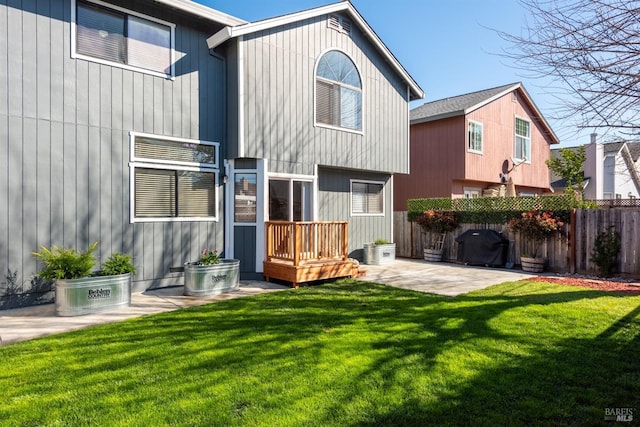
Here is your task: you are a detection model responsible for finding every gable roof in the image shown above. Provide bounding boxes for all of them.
[206,1,424,101]
[411,82,559,144]
[603,141,640,161]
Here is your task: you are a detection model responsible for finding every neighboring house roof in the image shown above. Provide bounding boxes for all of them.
[550,175,590,191]
[154,0,246,26]
[603,141,640,161]
[410,82,559,144]
[206,1,424,101]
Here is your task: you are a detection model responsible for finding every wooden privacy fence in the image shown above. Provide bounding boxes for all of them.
[394,208,640,278]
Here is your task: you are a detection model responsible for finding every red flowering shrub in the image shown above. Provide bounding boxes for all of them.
[416,210,459,234]
[508,210,564,256]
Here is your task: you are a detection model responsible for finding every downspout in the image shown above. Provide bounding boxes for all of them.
[237,36,244,158]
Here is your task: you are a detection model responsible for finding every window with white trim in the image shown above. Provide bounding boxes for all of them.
[468,121,483,153]
[463,187,481,198]
[351,181,384,215]
[316,50,362,131]
[130,133,219,221]
[515,117,531,162]
[74,0,174,78]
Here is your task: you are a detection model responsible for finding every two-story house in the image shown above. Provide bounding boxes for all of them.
[550,135,640,199]
[0,0,423,306]
[394,82,558,210]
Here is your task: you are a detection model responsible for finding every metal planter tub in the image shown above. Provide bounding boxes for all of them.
[184,259,240,296]
[363,243,396,265]
[55,273,132,317]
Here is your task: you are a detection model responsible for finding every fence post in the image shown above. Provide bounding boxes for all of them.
[570,209,576,274]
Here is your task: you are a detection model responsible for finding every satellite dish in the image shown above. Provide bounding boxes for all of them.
[501,160,510,175]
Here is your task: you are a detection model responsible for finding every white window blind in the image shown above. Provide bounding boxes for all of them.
[352,182,383,215]
[134,136,216,165]
[177,171,215,217]
[316,50,362,131]
[135,168,176,217]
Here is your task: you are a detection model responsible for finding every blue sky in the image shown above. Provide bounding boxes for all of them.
[197,0,586,147]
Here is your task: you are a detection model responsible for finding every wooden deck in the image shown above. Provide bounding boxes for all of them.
[263,221,358,288]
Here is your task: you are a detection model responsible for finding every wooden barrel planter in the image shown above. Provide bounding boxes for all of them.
[521,257,545,273]
[423,248,443,262]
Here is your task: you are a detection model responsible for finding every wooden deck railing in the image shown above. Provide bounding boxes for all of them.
[265,221,348,266]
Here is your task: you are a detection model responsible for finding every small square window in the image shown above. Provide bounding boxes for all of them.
[351,181,384,215]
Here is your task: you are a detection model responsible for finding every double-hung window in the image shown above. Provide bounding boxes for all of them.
[351,180,384,216]
[468,121,483,153]
[316,50,362,132]
[515,117,531,162]
[130,133,219,222]
[73,0,174,78]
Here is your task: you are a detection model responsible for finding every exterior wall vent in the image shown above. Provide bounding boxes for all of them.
[328,14,352,35]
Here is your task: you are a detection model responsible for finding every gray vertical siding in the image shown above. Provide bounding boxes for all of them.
[318,167,392,259]
[0,0,227,301]
[242,14,409,176]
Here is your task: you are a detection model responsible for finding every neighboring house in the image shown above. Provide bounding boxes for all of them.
[394,83,559,210]
[0,0,423,304]
[550,135,640,199]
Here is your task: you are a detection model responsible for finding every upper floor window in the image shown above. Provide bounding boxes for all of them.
[130,133,219,222]
[74,0,174,78]
[315,50,362,132]
[515,117,531,162]
[468,121,483,153]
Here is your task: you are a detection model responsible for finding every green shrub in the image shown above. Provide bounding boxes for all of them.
[407,194,582,224]
[590,227,620,277]
[100,253,136,276]
[33,242,98,280]
[373,238,390,245]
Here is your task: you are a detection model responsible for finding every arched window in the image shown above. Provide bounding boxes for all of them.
[315,50,362,131]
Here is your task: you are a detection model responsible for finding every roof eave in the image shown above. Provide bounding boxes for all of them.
[153,0,246,26]
[410,110,464,125]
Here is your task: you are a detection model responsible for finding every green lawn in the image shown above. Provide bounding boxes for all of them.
[1,280,639,426]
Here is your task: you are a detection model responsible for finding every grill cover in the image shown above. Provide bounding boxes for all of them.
[455,229,509,266]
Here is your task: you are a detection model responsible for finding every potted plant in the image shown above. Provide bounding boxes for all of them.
[363,238,396,265]
[508,210,564,272]
[183,249,240,296]
[33,242,135,316]
[416,210,459,261]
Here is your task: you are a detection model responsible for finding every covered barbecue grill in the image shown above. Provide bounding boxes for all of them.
[455,229,509,267]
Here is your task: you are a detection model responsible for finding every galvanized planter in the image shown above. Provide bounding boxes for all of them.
[55,273,131,317]
[363,243,396,265]
[184,259,240,296]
